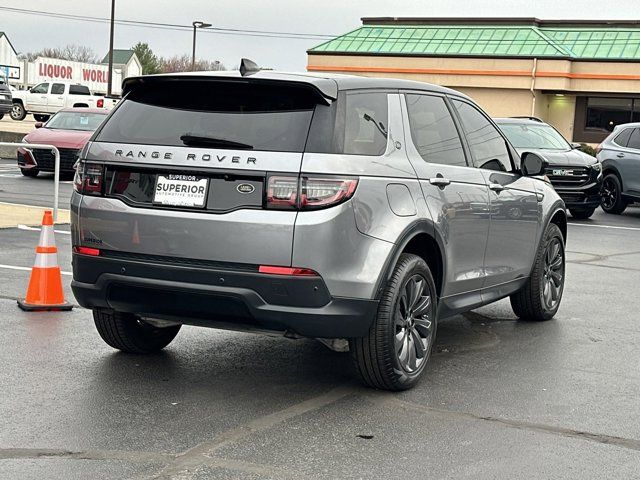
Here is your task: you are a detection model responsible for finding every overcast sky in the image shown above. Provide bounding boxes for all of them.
[2,0,640,70]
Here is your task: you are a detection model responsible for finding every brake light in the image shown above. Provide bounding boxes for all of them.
[73,246,101,256]
[258,265,318,276]
[73,162,104,196]
[266,175,358,210]
[97,98,104,108]
[266,175,298,209]
[301,176,358,210]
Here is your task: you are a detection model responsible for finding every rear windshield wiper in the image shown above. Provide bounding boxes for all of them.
[180,134,253,150]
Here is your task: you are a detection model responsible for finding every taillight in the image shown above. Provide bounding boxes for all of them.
[73,162,104,196]
[301,176,358,210]
[73,246,101,256]
[97,98,104,108]
[259,265,318,276]
[266,175,358,211]
[266,175,298,209]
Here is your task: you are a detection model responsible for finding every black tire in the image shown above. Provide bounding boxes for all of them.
[600,173,627,215]
[33,114,50,122]
[569,207,596,220]
[10,102,26,121]
[20,168,39,177]
[510,223,565,322]
[350,253,437,391]
[93,309,181,353]
[0,113,4,120]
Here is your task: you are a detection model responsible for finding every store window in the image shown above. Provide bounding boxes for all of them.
[574,96,640,143]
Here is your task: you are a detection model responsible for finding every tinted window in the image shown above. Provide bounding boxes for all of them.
[613,128,632,147]
[96,81,318,152]
[405,94,466,166]
[586,98,633,132]
[31,83,49,94]
[343,92,388,156]
[452,99,512,171]
[69,85,91,95]
[51,83,65,95]
[627,129,640,150]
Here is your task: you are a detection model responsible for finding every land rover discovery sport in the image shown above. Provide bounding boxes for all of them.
[71,70,567,391]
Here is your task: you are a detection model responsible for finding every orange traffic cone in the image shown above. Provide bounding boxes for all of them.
[17,211,72,311]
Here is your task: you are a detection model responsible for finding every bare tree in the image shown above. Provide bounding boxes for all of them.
[20,44,99,63]
[159,55,225,73]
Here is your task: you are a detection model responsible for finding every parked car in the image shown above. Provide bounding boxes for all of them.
[17,107,108,177]
[11,81,109,122]
[71,70,567,391]
[495,117,603,219]
[0,74,11,120]
[595,123,640,214]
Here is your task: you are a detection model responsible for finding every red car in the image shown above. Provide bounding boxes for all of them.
[17,107,108,177]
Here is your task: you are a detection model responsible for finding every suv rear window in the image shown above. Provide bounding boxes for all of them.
[95,80,320,152]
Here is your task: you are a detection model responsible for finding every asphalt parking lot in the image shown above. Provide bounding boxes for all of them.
[1,161,639,479]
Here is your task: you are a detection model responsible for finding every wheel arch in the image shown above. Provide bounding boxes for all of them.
[12,98,24,106]
[374,220,446,300]
[548,207,567,243]
[602,164,624,191]
[73,103,89,108]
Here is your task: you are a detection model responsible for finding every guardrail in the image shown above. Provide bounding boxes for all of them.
[0,142,62,222]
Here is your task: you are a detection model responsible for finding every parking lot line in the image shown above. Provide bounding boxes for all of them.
[0,263,72,276]
[568,222,640,232]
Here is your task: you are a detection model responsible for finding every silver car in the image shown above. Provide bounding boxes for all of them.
[596,123,640,214]
[71,70,567,391]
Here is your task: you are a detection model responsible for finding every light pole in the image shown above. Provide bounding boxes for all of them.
[107,0,115,96]
[192,21,212,71]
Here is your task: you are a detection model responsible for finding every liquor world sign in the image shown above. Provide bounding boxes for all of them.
[29,57,122,94]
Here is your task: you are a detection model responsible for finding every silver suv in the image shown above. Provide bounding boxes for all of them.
[71,70,567,391]
[596,123,640,214]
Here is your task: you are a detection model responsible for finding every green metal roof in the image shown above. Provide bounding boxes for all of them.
[309,25,640,60]
[101,49,135,65]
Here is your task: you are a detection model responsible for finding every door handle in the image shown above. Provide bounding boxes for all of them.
[489,183,506,193]
[57,96,64,100]
[429,177,451,187]
[617,153,625,158]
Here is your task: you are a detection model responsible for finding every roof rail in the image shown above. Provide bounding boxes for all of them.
[511,116,544,122]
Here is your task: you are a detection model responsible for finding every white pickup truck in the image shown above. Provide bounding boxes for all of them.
[10,81,114,121]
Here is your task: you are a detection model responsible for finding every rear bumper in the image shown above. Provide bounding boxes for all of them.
[71,253,377,338]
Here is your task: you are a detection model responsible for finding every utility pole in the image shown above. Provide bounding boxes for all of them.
[191,21,212,71]
[107,0,115,96]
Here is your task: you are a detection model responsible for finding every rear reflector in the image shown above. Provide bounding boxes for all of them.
[258,265,318,276]
[73,246,101,256]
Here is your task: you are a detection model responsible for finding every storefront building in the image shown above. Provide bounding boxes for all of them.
[308,18,640,144]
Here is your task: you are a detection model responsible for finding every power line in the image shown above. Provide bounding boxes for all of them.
[0,6,337,40]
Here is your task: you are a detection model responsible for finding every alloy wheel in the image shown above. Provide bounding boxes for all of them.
[394,274,434,373]
[10,104,23,120]
[541,238,564,311]
[601,177,617,210]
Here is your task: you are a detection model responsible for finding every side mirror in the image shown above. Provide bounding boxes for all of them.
[34,122,43,129]
[521,152,547,176]
[570,142,581,150]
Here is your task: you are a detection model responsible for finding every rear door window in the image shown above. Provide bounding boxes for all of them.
[405,93,466,167]
[452,99,513,171]
[95,80,318,152]
[51,83,65,95]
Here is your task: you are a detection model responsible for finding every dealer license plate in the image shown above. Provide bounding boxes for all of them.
[153,174,209,208]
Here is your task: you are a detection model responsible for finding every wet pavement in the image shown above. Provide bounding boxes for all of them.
[0,197,639,478]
